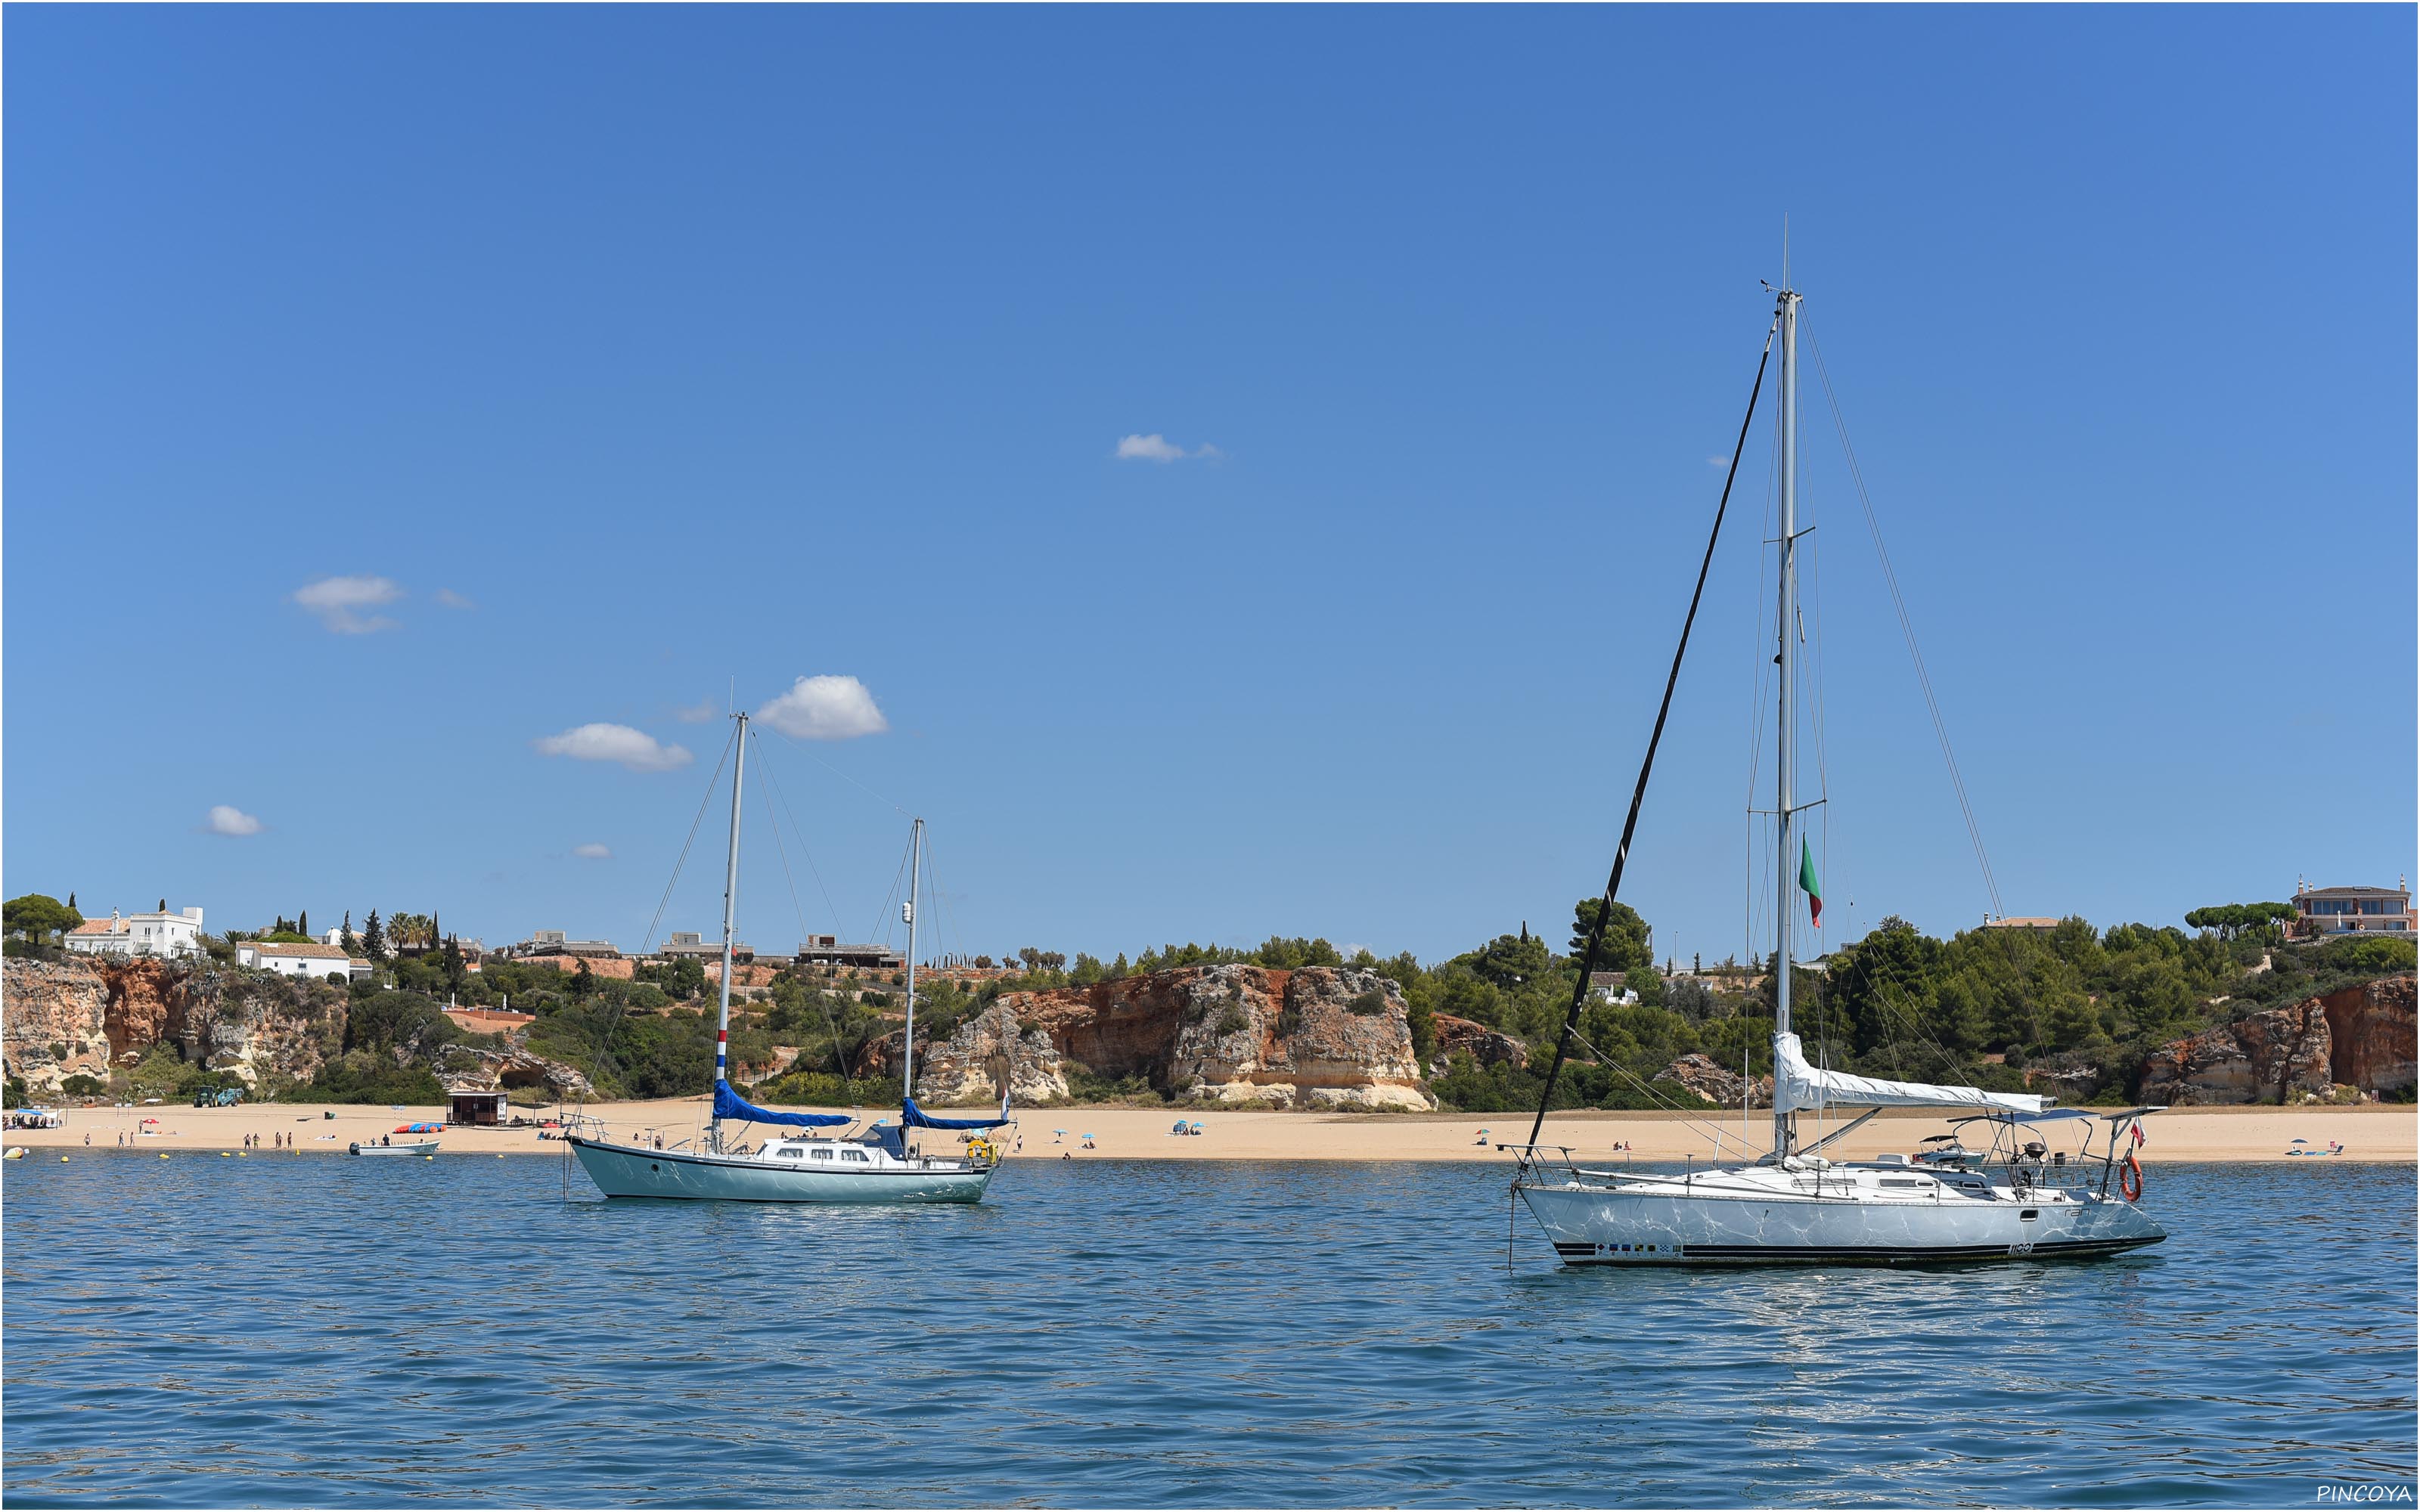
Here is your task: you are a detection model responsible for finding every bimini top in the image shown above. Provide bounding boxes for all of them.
[901,1093,1013,1131]
[712,1078,850,1129]
[1950,1107,2097,1126]
[1773,1033,2046,1115]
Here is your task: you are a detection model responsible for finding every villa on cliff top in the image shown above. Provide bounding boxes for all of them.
[63,905,205,961]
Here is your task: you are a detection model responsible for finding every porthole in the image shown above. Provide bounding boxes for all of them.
[651,1163,661,1172]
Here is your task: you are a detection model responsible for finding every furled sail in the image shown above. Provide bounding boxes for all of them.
[900,1092,1013,1131]
[1772,1033,2045,1114]
[712,1078,852,1129]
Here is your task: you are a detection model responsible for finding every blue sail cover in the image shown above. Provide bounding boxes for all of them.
[900,1093,1013,1130]
[712,1079,852,1128]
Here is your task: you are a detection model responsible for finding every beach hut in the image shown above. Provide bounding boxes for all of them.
[446,1090,508,1126]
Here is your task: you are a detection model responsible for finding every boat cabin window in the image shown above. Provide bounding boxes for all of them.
[811,1148,834,1160]
[842,1148,870,1163]
[776,1148,803,1159]
[1879,1177,1926,1188]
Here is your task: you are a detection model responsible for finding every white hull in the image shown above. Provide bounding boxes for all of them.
[349,1140,439,1156]
[568,1135,994,1204]
[1522,1167,2165,1267]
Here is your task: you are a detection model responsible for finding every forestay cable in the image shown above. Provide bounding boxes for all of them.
[1527,313,1779,1148]
[1804,316,2003,919]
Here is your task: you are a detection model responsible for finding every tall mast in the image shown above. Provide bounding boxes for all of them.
[709,712,748,1152]
[901,818,923,1114]
[1773,283,1801,1162]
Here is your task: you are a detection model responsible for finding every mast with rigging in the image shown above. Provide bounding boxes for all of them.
[708,712,748,1153]
[901,816,923,1130]
[1773,286,1801,1162]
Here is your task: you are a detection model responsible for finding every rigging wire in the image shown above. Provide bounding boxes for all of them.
[869,828,915,953]
[749,733,849,937]
[1559,1022,1750,1155]
[763,726,914,819]
[1743,370,1782,977]
[637,726,737,956]
[1525,311,1779,1149]
[746,730,857,1085]
[1803,314,2004,919]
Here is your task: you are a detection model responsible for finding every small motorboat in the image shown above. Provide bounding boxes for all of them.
[1912,1133,1984,1172]
[349,1139,440,1156]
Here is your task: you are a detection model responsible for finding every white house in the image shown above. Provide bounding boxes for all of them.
[64,906,205,960]
[237,941,354,983]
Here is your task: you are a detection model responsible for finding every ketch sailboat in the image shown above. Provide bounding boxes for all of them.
[1508,278,2166,1266]
[566,712,1010,1204]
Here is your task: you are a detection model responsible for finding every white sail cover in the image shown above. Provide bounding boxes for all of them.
[1773,1033,2046,1114]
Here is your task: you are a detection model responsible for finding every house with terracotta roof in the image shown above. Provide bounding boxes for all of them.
[64,906,205,960]
[2293,881,2415,938]
[236,940,358,983]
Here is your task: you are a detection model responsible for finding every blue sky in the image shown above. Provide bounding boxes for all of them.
[7,5,2412,968]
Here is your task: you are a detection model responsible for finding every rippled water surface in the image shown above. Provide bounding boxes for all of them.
[4,1154,2413,1505]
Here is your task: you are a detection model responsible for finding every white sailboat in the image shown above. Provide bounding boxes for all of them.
[1510,278,2165,1266]
[567,713,1009,1204]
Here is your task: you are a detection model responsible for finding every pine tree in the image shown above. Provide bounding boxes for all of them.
[361,909,388,965]
[299,909,309,940]
[67,893,76,911]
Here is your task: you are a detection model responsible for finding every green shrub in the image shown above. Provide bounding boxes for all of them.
[1215,1005,1250,1036]
[59,1074,106,1098]
[1347,989,1388,1017]
[293,1051,445,1105]
[1063,1063,1159,1104]
[749,1070,901,1108]
[2319,936,2417,974]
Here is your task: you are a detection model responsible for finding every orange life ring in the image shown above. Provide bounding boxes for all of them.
[2118,1151,2144,1202]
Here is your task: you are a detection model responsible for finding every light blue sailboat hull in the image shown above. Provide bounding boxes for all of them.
[568,1135,994,1204]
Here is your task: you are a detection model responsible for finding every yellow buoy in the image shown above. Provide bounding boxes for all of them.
[60,1155,71,1163]
[220,1151,233,1158]
[160,1153,170,1160]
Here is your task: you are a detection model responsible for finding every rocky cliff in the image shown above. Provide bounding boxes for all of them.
[3,956,344,1094]
[2,956,117,1088]
[908,964,1435,1111]
[435,1043,596,1100]
[2319,975,2415,1095]
[1655,1053,1771,1108]
[2140,974,2415,1105]
[1429,1013,1529,1071]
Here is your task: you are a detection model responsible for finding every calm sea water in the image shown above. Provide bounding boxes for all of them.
[3,1152,2413,1507]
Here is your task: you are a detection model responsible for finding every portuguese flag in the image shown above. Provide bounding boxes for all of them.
[1799,838,1823,927]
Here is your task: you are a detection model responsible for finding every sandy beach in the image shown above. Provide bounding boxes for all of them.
[7,1098,2411,1163]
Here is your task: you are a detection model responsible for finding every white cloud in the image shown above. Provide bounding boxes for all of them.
[1707,455,1731,469]
[673,698,720,723]
[293,575,404,634]
[1115,433,1221,463]
[532,723,695,773]
[759,675,889,741]
[205,804,262,836]
[572,842,613,860]
[435,587,476,609]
